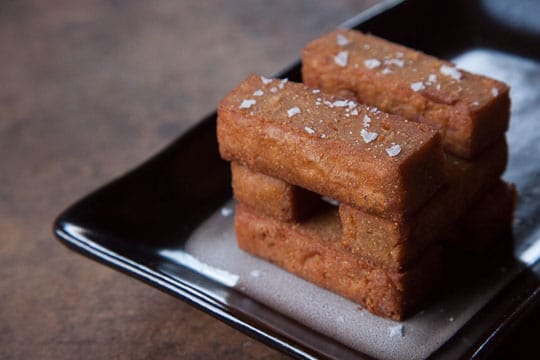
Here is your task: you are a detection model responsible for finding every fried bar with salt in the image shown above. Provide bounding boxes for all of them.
[340,139,508,271]
[235,203,441,320]
[302,30,510,159]
[218,74,445,218]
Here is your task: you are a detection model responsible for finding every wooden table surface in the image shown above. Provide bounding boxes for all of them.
[0,1,377,359]
[2,1,539,359]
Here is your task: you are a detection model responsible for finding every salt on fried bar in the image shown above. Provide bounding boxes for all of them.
[231,162,320,222]
[302,30,510,159]
[235,203,441,320]
[447,179,516,254]
[218,74,445,218]
[340,140,508,271]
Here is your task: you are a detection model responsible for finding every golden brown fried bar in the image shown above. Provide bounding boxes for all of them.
[302,30,510,159]
[218,74,445,219]
[340,139,508,271]
[231,162,321,222]
[235,203,441,320]
[447,180,516,253]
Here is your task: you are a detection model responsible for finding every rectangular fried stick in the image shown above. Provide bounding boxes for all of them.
[302,30,510,159]
[235,203,441,320]
[218,74,445,219]
[340,139,508,271]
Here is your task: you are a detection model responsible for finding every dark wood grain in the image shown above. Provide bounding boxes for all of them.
[0,1,378,359]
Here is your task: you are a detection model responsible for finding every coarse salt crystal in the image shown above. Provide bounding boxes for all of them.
[382,67,392,75]
[239,99,256,109]
[351,109,359,116]
[278,78,288,89]
[363,115,371,127]
[410,81,425,92]
[361,128,378,143]
[220,207,233,217]
[287,106,301,117]
[389,324,404,338]
[270,87,277,93]
[428,73,437,83]
[491,87,499,96]
[386,144,402,157]
[312,89,321,93]
[261,76,273,84]
[364,58,381,69]
[320,133,327,139]
[334,51,349,67]
[440,64,462,80]
[304,126,315,134]
[253,89,264,96]
[336,33,351,46]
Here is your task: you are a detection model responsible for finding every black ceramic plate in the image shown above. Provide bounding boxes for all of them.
[54,0,540,358]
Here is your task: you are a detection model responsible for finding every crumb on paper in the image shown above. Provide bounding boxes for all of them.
[250,269,262,278]
[389,324,404,338]
[220,207,233,217]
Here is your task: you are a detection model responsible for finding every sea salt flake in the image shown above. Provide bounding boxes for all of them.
[410,81,425,92]
[312,89,321,93]
[304,126,315,134]
[384,58,404,67]
[239,99,256,109]
[491,87,499,97]
[348,101,358,109]
[278,78,288,89]
[364,58,381,69]
[363,115,371,128]
[389,324,404,338]
[428,73,437,83]
[386,144,402,157]
[361,128,378,143]
[336,33,351,46]
[333,100,349,107]
[334,51,349,67]
[261,76,273,85]
[440,64,462,80]
[287,106,301,117]
[252,89,264,96]
[220,207,233,217]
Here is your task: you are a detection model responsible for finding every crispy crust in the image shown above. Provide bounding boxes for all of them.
[302,30,510,159]
[231,162,321,222]
[218,74,445,218]
[235,204,441,320]
[340,139,508,270]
